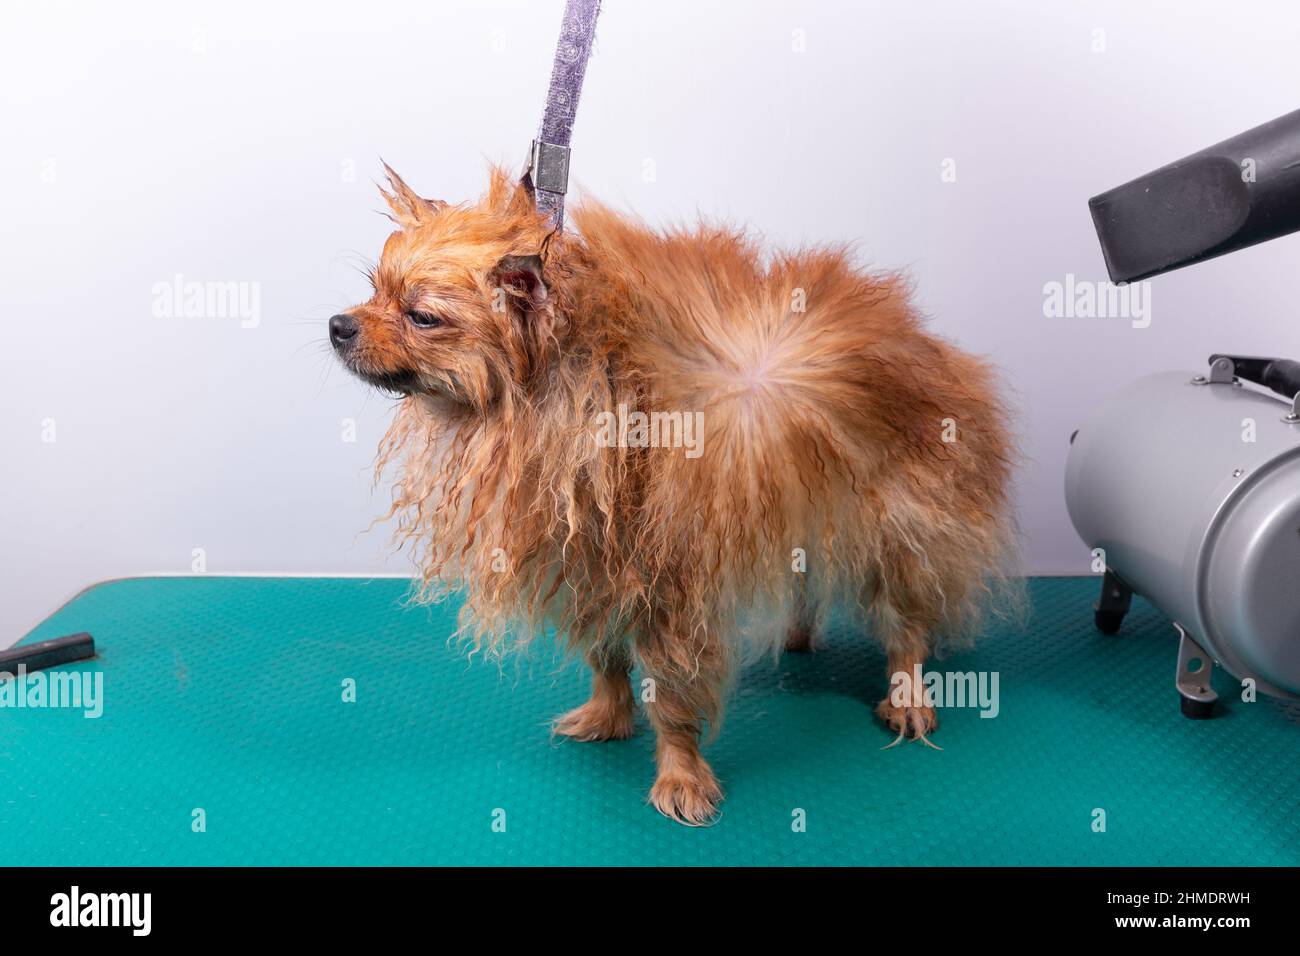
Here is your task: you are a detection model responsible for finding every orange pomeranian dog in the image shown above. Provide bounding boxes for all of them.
[330,163,1018,825]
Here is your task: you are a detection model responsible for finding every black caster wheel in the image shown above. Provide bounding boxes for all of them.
[1094,609,1125,635]
[1180,694,1216,719]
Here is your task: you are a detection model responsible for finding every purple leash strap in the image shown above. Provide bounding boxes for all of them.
[524,0,602,231]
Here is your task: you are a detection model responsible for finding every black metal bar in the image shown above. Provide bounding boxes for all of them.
[0,633,96,675]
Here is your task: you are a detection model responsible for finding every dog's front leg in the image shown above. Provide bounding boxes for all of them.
[552,645,636,741]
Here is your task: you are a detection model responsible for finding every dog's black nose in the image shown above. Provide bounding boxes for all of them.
[329,313,358,347]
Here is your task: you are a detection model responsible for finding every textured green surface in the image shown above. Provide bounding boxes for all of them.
[2,576,1298,866]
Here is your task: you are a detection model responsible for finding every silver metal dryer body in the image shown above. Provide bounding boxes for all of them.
[1065,356,1300,714]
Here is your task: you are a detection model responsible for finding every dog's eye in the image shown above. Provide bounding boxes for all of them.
[406,310,443,329]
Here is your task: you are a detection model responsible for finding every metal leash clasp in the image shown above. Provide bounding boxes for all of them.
[528,139,571,196]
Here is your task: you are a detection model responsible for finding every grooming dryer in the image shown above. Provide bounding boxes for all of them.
[1069,109,1300,716]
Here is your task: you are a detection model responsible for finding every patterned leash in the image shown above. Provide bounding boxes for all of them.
[523,0,602,231]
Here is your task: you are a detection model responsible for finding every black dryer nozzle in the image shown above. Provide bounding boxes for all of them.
[1089,109,1300,283]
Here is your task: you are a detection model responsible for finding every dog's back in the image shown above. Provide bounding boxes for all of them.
[569,202,1017,657]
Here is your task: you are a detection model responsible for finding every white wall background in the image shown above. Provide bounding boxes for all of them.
[4,0,1300,646]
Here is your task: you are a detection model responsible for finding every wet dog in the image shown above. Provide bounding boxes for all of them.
[330,165,1017,824]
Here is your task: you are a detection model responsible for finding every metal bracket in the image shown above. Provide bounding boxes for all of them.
[1094,568,1133,635]
[1192,355,1237,386]
[1174,623,1218,718]
[529,139,571,195]
[1285,391,1300,425]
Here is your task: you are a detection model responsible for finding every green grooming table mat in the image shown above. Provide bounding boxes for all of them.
[3,576,1297,867]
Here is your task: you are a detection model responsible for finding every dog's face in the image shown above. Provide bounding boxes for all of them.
[330,165,553,409]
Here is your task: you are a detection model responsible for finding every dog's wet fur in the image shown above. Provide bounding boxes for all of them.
[331,165,1019,825]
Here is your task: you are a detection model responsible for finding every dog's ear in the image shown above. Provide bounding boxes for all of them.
[378,162,446,228]
[494,254,548,310]
[510,172,538,217]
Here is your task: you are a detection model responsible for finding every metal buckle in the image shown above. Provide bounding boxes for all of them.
[530,139,570,195]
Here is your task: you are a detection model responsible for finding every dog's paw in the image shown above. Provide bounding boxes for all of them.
[551,697,636,742]
[875,697,939,744]
[649,765,723,826]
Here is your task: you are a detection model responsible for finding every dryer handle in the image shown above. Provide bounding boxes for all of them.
[1210,354,1300,403]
